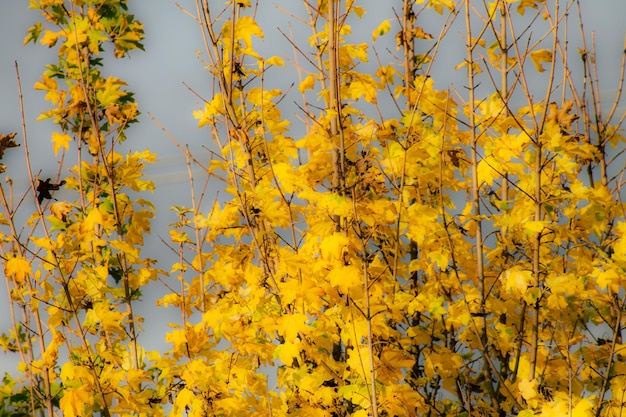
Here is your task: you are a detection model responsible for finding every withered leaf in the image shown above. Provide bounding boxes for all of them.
[37,178,66,204]
[0,132,19,160]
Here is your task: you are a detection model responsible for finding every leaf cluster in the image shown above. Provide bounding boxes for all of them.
[2,1,626,417]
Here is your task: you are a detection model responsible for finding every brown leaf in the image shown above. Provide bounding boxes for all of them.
[0,132,19,160]
[36,178,66,204]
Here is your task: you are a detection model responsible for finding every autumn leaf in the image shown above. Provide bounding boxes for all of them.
[60,387,93,417]
[24,22,42,44]
[416,0,456,14]
[518,378,539,407]
[104,103,125,125]
[412,26,433,40]
[275,341,301,366]
[51,132,71,155]
[31,236,56,251]
[572,398,594,417]
[0,132,19,159]
[348,75,378,103]
[14,1,626,416]
[36,178,66,204]
[516,0,544,16]
[169,229,192,244]
[49,201,73,222]
[95,76,128,106]
[372,19,391,41]
[298,74,315,93]
[530,49,553,72]
[40,29,62,47]
[4,256,32,285]
[233,16,263,54]
[503,266,533,295]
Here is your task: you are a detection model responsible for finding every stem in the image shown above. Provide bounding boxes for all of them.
[14,61,55,417]
[464,0,486,361]
[500,0,509,204]
[328,0,345,211]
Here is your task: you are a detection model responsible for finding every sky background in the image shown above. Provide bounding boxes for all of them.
[0,0,625,377]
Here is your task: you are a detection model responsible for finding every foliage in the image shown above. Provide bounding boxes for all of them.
[1,0,626,416]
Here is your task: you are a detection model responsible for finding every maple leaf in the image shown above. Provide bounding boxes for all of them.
[36,178,66,204]
[530,49,553,72]
[60,387,93,417]
[5,256,32,285]
[275,341,301,366]
[51,132,71,155]
[49,201,73,222]
[0,132,19,159]
[546,100,579,129]
[518,378,539,407]
[96,76,128,106]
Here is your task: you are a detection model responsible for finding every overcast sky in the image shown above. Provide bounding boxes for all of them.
[0,0,625,376]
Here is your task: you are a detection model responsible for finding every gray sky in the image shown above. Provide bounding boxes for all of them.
[1,0,625,376]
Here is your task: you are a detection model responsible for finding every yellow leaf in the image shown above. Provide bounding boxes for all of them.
[516,0,543,16]
[530,49,553,72]
[415,0,455,14]
[277,313,308,342]
[298,74,315,93]
[541,392,571,416]
[31,236,55,251]
[4,256,32,285]
[344,43,369,62]
[173,388,196,414]
[33,75,60,106]
[346,345,372,378]
[42,343,58,368]
[413,26,433,40]
[593,268,619,292]
[572,397,594,417]
[477,157,500,186]
[263,55,284,66]
[275,341,300,366]
[40,29,61,47]
[380,348,415,370]
[428,296,446,320]
[524,220,545,235]
[169,229,192,244]
[372,19,391,41]
[273,162,300,194]
[320,232,350,262]
[50,201,73,222]
[348,75,378,103]
[82,207,104,233]
[353,6,366,18]
[328,265,361,293]
[86,302,128,334]
[518,378,538,401]
[95,76,127,106]
[24,22,42,45]
[60,387,92,417]
[194,93,224,127]
[427,249,449,271]
[233,16,264,53]
[503,266,533,295]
